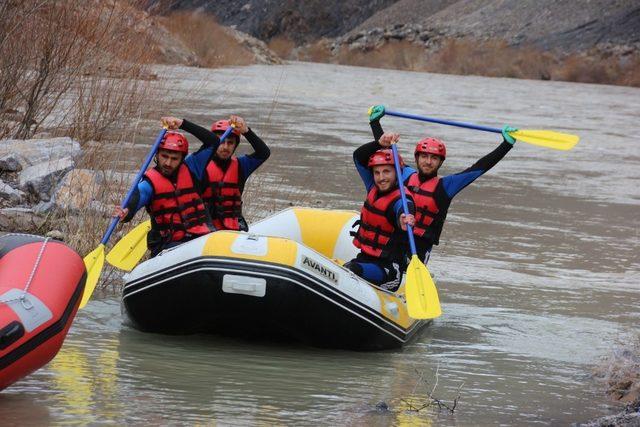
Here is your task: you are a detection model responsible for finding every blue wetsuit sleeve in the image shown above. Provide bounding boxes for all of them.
[238,156,265,182]
[179,119,222,182]
[122,180,153,222]
[134,180,153,212]
[441,169,484,199]
[355,158,375,192]
[236,128,270,182]
[441,140,512,199]
[353,140,379,191]
[402,166,416,185]
[184,148,213,182]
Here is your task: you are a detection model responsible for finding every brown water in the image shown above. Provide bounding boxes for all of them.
[2,62,639,425]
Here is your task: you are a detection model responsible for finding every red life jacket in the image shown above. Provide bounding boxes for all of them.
[144,165,212,242]
[202,157,243,231]
[406,173,440,238]
[353,186,404,258]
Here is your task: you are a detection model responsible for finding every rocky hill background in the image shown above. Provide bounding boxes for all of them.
[147,0,399,44]
[352,0,639,53]
[149,0,639,54]
[146,0,639,86]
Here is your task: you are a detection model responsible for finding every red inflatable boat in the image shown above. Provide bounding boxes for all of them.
[0,234,85,391]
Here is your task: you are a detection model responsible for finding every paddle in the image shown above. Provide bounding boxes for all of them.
[105,219,151,271]
[105,125,237,272]
[80,128,167,308]
[383,109,579,151]
[390,143,442,320]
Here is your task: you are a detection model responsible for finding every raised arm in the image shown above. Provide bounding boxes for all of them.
[231,115,271,180]
[441,129,515,199]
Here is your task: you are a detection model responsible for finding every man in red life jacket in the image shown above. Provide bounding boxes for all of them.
[114,130,218,257]
[361,105,516,263]
[345,140,416,291]
[161,115,271,232]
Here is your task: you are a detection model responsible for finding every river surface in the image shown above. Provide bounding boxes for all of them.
[2,62,639,425]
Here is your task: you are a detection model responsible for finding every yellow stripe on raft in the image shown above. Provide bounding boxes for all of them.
[293,208,358,259]
[202,231,298,267]
[378,291,413,328]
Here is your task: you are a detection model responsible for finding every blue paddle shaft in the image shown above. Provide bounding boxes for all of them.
[386,110,502,134]
[100,129,167,245]
[390,144,418,256]
[100,125,236,245]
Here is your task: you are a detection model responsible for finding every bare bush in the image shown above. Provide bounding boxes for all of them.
[160,11,255,68]
[594,334,640,404]
[295,38,334,63]
[268,36,296,59]
[0,0,157,141]
[321,37,639,87]
[0,0,167,291]
[425,39,557,80]
[619,54,640,87]
[336,40,429,71]
[554,54,616,84]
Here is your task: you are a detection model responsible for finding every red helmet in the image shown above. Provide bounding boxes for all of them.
[415,137,446,159]
[159,131,188,154]
[211,119,242,136]
[368,149,404,168]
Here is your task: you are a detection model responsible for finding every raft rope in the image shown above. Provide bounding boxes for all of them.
[0,236,50,309]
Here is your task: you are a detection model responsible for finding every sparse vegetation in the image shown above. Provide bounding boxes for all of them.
[0,0,163,291]
[427,39,640,87]
[267,36,296,59]
[374,366,464,418]
[0,0,157,142]
[160,11,256,68]
[292,37,640,87]
[588,334,640,425]
[594,334,640,405]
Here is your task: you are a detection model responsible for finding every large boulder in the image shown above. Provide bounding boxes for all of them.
[0,137,82,203]
[0,207,46,232]
[53,168,135,213]
[54,168,102,212]
[19,157,75,202]
[0,179,25,204]
[0,155,22,172]
[0,137,81,172]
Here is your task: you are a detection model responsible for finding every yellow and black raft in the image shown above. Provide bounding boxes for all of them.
[121,208,430,350]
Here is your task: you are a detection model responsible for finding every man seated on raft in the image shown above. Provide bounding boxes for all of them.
[345,138,416,292]
[163,115,271,232]
[364,105,516,263]
[113,119,223,257]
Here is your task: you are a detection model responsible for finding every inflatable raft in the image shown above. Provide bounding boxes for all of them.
[122,208,429,350]
[0,234,85,390]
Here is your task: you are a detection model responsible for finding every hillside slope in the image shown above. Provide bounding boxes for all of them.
[150,0,640,53]
[149,0,398,44]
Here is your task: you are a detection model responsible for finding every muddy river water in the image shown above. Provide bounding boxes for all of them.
[2,62,639,425]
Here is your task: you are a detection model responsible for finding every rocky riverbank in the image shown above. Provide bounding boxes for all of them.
[0,137,128,242]
[0,137,80,233]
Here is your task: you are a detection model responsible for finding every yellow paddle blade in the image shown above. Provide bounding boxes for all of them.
[405,255,442,319]
[106,220,151,271]
[510,129,579,151]
[80,244,105,308]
